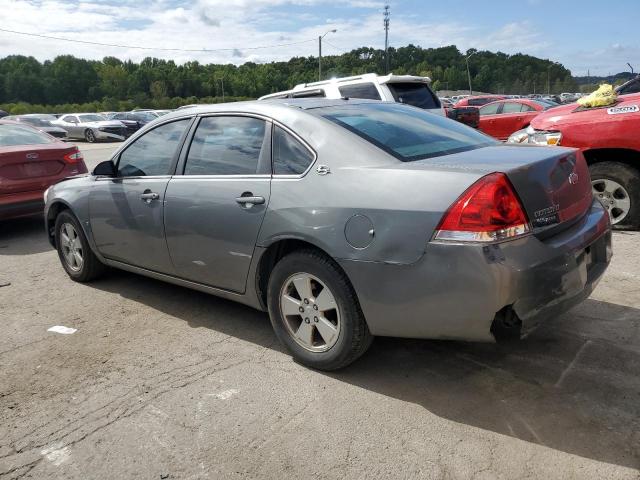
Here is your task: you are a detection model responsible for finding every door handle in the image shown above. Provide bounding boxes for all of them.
[140,192,159,202]
[235,195,265,205]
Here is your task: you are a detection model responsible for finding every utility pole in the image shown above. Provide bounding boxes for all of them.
[465,50,477,95]
[318,29,337,81]
[384,5,390,74]
[547,65,551,95]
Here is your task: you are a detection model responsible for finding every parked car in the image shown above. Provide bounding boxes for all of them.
[0,120,87,221]
[45,99,611,370]
[107,111,159,137]
[477,99,556,141]
[260,73,479,128]
[0,110,8,118]
[52,114,127,142]
[508,92,640,229]
[615,75,640,95]
[4,115,68,139]
[455,95,508,107]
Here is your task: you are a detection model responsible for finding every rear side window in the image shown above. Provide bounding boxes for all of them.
[291,89,326,98]
[117,119,190,177]
[319,103,495,162]
[272,126,314,175]
[502,102,524,113]
[386,83,440,109]
[338,83,381,100]
[184,116,267,175]
[0,124,53,146]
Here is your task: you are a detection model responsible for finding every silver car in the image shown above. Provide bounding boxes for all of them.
[52,113,127,142]
[44,100,612,370]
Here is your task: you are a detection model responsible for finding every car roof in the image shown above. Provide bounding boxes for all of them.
[161,98,383,119]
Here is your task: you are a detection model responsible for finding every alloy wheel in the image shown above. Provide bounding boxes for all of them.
[592,178,631,225]
[279,273,341,352]
[60,222,84,272]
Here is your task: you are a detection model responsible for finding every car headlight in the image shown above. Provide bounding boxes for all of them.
[527,126,562,146]
[506,129,529,144]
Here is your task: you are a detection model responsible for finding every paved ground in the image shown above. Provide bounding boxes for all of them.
[71,141,120,171]
[1,145,639,478]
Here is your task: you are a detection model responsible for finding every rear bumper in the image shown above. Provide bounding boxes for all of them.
[0,191,44,220]
[338,199,612,341]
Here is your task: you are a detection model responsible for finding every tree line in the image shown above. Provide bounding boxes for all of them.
[0,45,578,114]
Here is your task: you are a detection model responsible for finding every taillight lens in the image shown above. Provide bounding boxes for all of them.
[433,172,530,243]
[63,147,83,164]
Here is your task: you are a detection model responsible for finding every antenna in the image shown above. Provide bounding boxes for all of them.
[383,5,390,74]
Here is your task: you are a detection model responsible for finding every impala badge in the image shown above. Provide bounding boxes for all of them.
[26,152,39,160]
[568,172,579,185]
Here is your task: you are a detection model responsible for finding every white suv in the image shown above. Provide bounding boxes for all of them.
[259,73,445,116]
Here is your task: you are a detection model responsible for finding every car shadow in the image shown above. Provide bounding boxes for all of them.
[88,269,640,470]
[0,215,51,256]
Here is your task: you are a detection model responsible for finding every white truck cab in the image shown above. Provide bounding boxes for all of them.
[259,73,445,116]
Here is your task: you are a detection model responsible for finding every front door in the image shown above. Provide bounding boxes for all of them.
[89,118,192,273]
[164,115,271,293]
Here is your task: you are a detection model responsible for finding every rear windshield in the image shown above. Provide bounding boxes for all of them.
[0,124,53,146]
[20,117,51,127]
[386,82,440,109]
[319,103,496,161]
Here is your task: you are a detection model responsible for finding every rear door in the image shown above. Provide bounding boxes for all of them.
[89,117,192,273]
[495,102,528,140]
[164,114,271,293]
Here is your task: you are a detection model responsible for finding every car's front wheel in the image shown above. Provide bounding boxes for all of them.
[267,250,372,370]
[590,162,639,229]
[55,210,106,282]
[85,129,96,143]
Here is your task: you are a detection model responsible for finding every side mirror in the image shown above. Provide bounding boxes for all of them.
[93,160,116,177]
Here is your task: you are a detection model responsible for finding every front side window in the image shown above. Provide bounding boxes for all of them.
[62,115,78,123]
[319,103,496,162]
[479,103,500,115]
[272,126,314,175]
[184,116,266,175]
[386,83,440,109]
[338,83,381,100]
[117,119,190,177]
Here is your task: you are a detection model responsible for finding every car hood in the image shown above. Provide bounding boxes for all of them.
[41,126,67,132]
[531,93,640,130]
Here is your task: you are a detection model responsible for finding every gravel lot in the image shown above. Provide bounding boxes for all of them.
[0,142,639,479]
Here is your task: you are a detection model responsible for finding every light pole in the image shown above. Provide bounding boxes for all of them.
[465,50,477,96]
[318,29,337,81]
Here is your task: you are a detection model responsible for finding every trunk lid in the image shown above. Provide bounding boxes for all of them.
[407,144,594,235]
[0,143,75,195]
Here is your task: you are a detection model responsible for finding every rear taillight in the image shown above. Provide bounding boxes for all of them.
[63,147,83,164]
[433,172,530,243]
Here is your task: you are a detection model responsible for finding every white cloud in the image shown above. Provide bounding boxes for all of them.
[0,0,628,76]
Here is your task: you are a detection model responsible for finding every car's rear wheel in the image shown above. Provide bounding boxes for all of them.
[85,129,96,143]
[590,162,639,229]
[55,210,106,282]
[267,250,372,370]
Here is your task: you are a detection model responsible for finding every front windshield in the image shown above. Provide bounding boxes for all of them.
[134,112,158,121]
[78,114,105,122]
[319,103,496,162]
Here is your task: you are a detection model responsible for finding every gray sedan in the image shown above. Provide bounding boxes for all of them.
[44,100,612,370]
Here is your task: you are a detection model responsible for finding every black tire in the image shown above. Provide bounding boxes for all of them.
[267,249,373,371]
[55,210,106,282]
[85,129,96,143]
[589,162,640,230]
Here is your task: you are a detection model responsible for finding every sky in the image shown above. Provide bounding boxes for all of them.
[0,0,638,76]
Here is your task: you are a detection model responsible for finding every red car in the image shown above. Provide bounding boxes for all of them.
[0,120,88,221]
[454,95,507,107]
[478,98,557,141]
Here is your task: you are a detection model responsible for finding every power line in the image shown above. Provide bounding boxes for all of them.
[323,40,346,53]
[0,27,316,53]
